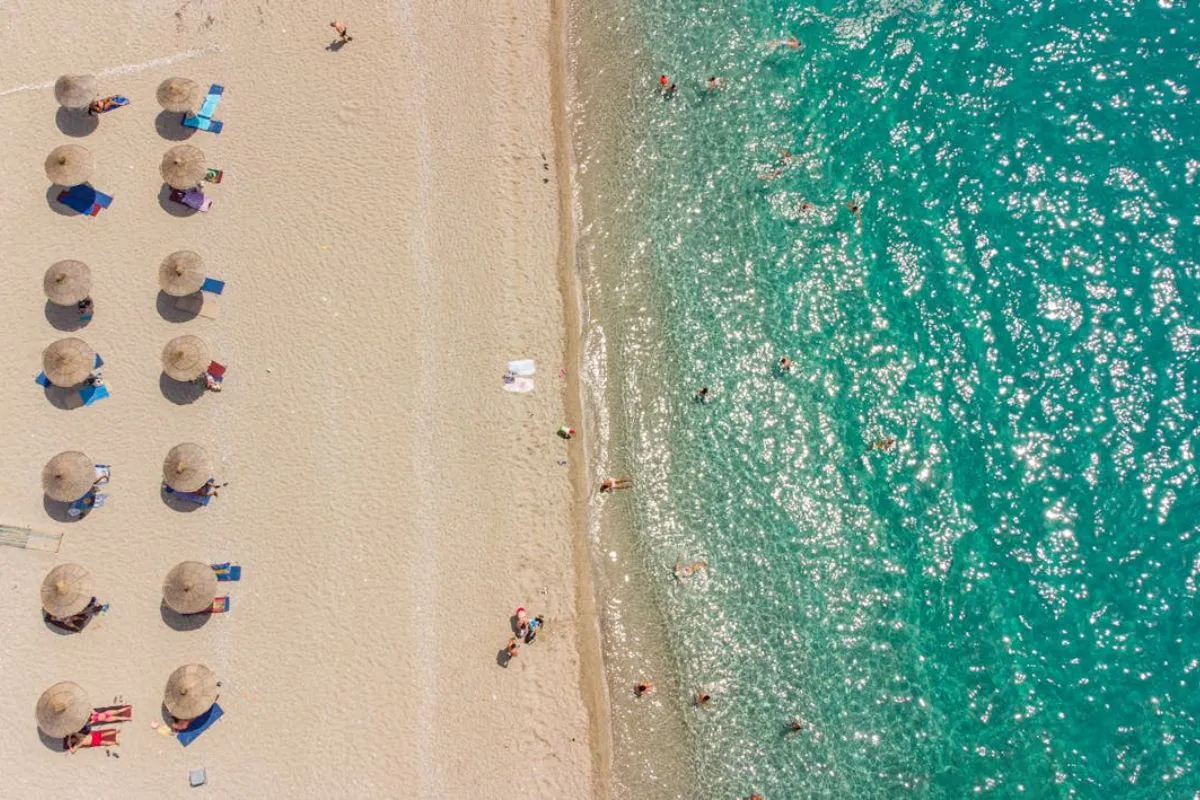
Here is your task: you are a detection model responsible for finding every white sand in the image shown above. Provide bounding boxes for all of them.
[0,1,606,796]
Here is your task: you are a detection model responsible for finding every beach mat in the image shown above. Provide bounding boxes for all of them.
[177,703,224,747]
[507,359,536,376]
[503,377,534,393]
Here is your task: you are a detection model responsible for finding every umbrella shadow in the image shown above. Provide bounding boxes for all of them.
[157,291,199,323]
[45,185,79,217]
[42,385,82,411]
[158,184,196,217]
[45,301,90,332]
[160,601,212,632]
[160,485,204,513]
[37,727,67,752]
[155,110,196,142]
[55,108,99,137]
[42,612,93,636]
[159,373,205,405]
[43,494,85,523]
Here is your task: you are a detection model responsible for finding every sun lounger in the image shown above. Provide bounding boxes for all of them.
[204,168,223,184]
[507,359,536,376]
[182,84,225,133]
[67,491,106,518]
[93,353,103,369]
[89,95,129,114]
[201,278,225,295]
[207,361,227,380]
[169,189,212,212]
[35,372,50,387]
[183,114,224,133]
[78,383,109,406]
[164,485,212,506]
[176,703,224,747]
[211,563,242,581]
[211,596,230,613]
[57,185,113,216]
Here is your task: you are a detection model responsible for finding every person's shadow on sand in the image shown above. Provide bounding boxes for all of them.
[496,646,515,669]
[325,39,347,52]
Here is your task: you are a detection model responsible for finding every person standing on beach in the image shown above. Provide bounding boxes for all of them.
[330,21,352,43]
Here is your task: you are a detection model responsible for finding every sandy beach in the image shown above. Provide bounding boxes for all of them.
[0,1,605,796]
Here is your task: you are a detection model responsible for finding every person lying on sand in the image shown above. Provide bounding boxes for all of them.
[89,705,132,725]
[65,728,119,753]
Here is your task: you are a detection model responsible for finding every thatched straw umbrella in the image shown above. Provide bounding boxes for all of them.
[163,443,213,492]
[162,336,212,382]
[36,681,91,737]
[42,451,95,502]
[43,260,92,306]
[160,144,205,190]
[162,561,218,615]
[42,338,95,387]
[156,77,201,113]
[44,145,93,186]
[158,250,205,296]
[163,334,211,377]
[164,664,218,720]
[54,75,97,110]
[41,564,95,618]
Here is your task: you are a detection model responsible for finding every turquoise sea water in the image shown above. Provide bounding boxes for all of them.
[572,0,1200,796]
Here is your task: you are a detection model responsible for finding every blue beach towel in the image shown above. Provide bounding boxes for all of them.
[177,703,224,747]
[201,278,225,295]
[56,184,112,215]
[35,372,49,387]
[78,384,109,406]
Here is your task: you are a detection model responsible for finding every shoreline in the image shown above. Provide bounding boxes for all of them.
[550,0,616,794]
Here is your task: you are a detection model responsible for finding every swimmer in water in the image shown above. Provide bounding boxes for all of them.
[600,476,633,493]
[675,557,708,579]
[658,74,677,97]
[768,36,802,51]
[779,357,793,372]
[634,681,655,697]
[871,437,897,452]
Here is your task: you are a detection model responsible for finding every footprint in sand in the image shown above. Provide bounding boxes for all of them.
[336,100,363,126]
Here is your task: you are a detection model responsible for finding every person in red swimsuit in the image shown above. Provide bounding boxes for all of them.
[65,727,119,753]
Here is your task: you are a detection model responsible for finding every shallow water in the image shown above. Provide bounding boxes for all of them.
[572,0,1200,796]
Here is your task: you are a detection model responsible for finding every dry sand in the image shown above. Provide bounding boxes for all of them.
[0,1,606,796]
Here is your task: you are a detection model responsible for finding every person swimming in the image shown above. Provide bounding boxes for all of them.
[675,557,708,579]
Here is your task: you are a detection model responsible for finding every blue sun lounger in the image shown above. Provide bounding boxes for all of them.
[182,84,224,133]
[78,383,109,406]
[211,563,242,581]
[177,703,224,747]
[164,486,212,506]
[201,277,225,295]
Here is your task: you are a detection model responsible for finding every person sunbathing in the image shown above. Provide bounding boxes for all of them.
[89,705,132,725]
[65,727,119,753]
[46,597,104,632]
[170,715,193,731]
